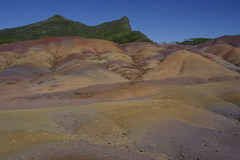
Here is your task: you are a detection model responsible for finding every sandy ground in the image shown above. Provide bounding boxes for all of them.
[0,36,240,160]
[0,78,240,160]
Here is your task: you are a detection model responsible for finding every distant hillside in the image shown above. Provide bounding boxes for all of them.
[176,38,212,45]
[0,15,152,44]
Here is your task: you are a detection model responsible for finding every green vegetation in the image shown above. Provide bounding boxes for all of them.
[176,38,212,45]
[107,31,152,43]
[0,39,19,45]
[0,15,152,44]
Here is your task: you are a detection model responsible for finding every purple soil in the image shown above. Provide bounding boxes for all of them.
[5,141,155,160]
[0,65,48,83]
[195,35,240,49]
[0,76,210,111]
[158,43,192,50]
[53,53,91,70]
[208,76,240,82]
[0,37,65,53]
[139,120,240,160]
[138,54,164,63]
[63,64,104,76]
[190,49,206,55]
[120,42,158,50]
[0,77,222,111]
[46,62,101,77]
[158,49,179,57]
[0,36,121,54]
[104,60,134,66]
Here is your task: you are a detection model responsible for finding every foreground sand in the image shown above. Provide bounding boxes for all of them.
[0,79,240,160]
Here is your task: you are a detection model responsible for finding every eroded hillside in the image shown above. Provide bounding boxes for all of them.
[0,36,240,160]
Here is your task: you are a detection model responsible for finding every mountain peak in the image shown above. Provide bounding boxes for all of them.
[116,16,131,31]
[47,14,68,21]
[120,16,129,22]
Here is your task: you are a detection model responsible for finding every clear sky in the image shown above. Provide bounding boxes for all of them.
[0,0,239,43]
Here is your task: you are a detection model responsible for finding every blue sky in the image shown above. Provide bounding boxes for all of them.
[0,0,239,42]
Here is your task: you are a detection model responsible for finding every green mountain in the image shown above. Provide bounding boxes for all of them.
[0,15,152,44]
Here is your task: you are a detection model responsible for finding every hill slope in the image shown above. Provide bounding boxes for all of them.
[0,36,240,160]
[0,15,152,44]
[143,50,239,80]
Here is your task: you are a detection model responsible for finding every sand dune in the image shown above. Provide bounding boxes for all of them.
[205,44,240,66]
[196,35,240,48]
[144,50,239,80]
[0,36,240,160]
[202,53,240,72]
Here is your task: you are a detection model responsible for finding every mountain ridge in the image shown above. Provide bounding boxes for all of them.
[0,15,151,44]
